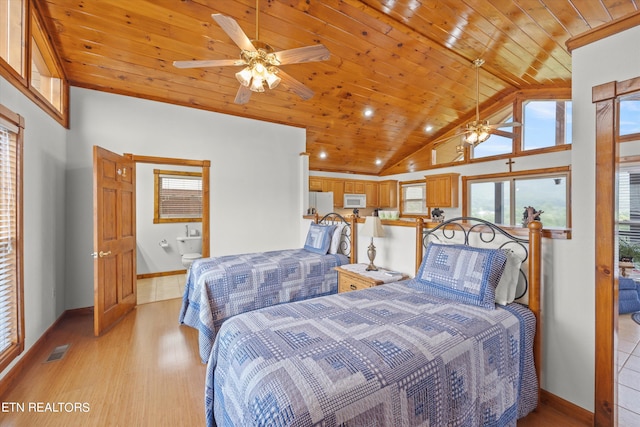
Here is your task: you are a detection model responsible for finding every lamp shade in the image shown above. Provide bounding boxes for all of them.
[361,216,385,238]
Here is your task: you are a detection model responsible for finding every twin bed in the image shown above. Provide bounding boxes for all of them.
[195,216,543,427]
[179,213,357,362]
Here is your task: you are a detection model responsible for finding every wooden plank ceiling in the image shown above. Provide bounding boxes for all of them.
[38,0,638,175]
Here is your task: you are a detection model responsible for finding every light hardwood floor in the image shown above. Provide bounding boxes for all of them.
[0,299,206,426]
[0,297,592,427]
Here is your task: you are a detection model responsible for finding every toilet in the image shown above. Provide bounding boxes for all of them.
[176,236,202,269]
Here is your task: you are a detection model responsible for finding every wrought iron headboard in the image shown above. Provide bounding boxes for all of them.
[316,212,357,264]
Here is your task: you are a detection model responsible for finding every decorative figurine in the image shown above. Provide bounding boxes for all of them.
[431,207,445,223]
[522,206,543,227]
[352,208,360,218]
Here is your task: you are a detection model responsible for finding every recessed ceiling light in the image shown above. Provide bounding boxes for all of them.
[425,125,433,132]
[319,151,327,159]
[363,108,374,118]
[375,159,382,165]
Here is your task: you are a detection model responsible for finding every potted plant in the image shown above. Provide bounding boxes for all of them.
[619,238,640,263]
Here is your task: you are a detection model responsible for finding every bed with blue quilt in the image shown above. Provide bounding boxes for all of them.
[204,217,543,426]
[179,213,357,363]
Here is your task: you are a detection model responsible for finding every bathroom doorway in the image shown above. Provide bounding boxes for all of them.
[128,154,211,305]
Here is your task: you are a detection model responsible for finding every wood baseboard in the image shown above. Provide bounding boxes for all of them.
[0,307,93,399]
[540,389,594,425]
[136,270,186,280]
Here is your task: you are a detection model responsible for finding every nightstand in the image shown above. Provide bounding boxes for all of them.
[335,264,408,293]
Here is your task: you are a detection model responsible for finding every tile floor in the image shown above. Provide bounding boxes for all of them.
[618,313,640,426]
[137,273,186,304]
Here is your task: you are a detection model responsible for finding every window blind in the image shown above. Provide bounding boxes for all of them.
[0,125,18,359]
[158,175,202,219]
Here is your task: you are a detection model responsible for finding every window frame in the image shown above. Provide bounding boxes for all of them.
[153,169,203,224]
[0,0,68,127]
[0,104,25,374]
[462,166,571,229]
[426,89,572,171]
[399,179,429,218]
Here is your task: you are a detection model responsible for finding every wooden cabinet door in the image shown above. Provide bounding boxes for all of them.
[425,173,459,208]
[330,180,344,207]
[365,182,378,207]
[309,177,323,192]
[344,181,355,194]
[378,180,397,208]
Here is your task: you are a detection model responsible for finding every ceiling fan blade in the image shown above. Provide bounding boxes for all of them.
[278,70,314,100]
[488,121,522,129]
[173,59,244,69]
[429,131,469,146]
[212,14,256,52]
[234,84,252,104]
[274,44,330,65]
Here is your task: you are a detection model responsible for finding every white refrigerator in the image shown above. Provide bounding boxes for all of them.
[308,192,334,215]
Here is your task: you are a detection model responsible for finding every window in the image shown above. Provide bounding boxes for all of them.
[0,0,25,76]
[465,168,570,228]
[431,138,464,165]
[0,105,24,373]
[400,180,428,216]
[471,106,516,159]
[154,170,203,223]
[619,95,640,138]
[30,9,63,113]
[523,100,572,150]
[619,165,640,247]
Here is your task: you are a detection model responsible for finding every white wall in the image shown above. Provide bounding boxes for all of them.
[561,24,640,410]
[0,77,67,379]
[65,88,306,309]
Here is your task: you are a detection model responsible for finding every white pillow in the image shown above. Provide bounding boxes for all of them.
[328,223,346,254]
[495,249,523,306]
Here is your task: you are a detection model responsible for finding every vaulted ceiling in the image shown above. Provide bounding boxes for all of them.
[38,0,639,175]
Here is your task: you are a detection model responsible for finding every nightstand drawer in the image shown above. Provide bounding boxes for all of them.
[338,273,375,293]
[335,265,407,293]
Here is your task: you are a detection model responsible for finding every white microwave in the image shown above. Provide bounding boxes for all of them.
[343,193,366,208]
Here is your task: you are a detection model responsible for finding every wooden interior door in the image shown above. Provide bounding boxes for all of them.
[93,146,136,336]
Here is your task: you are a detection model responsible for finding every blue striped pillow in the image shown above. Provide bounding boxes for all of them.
[303,223,337,255]
[415,243,507,309]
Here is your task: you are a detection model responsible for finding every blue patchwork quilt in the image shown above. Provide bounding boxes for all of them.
[206,280,538,427]
[179,249,349,362]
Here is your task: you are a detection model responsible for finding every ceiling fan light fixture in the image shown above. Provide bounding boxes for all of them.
[235,67,253,87]
[250,75,266,92]
[265,68,281,89]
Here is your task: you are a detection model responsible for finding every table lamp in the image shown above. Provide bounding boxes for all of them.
[361,216,385,271]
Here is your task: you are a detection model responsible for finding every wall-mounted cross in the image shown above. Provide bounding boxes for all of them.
[506,158,515,172]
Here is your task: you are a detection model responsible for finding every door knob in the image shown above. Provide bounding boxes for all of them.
[99,251,112,258]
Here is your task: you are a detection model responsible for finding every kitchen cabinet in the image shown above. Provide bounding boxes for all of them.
[378,180,397,208]
[327,180,344,207]
[344,181,365,194]
[425,173,459,208]
[309,177,324,192]
[364,182,378,207]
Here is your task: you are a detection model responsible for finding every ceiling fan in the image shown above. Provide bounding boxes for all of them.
[173,1,330,104]
[431,58,521,152]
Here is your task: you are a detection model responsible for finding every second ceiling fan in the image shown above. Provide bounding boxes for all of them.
[173,1,330,104]
[432,58,521,150]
